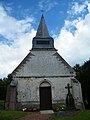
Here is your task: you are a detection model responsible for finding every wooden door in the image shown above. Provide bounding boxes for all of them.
[40,86,52,110]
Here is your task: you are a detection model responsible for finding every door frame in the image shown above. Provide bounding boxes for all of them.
[39,81,52,110]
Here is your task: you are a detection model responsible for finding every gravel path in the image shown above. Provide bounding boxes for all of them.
[17,112,51,120]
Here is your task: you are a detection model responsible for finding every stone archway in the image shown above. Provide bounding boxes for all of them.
[39,81,52,110]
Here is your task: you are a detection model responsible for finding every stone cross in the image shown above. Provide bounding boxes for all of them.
[65,84,75,109]
[65,84,72,94]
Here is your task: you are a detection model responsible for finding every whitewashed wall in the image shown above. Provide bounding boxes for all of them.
[12,50,83,109]
[14,77,83,109]
[13,50,75,77]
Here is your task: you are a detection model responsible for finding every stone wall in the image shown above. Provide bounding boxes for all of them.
[13,76,83,110]
[9,50,83,110]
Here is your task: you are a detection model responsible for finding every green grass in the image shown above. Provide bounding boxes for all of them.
[0,110,29,120]
[50,110,90,120]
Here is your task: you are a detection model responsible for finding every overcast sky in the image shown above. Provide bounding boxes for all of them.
[0,0,90,78]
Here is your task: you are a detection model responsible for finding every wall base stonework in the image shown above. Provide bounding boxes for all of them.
[5,100,84,111]
[16,102,40,111]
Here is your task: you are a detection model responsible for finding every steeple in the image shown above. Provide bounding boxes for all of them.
[32,14,54,49]
[36,14,50,38]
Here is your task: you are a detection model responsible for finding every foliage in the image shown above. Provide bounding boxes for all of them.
[54,103,66,111]
[73,64,82,82]
[0,74,12,100]
[0,110,29,120]
[80,60,90,109]
[50,110,90,120]
[74,59,90,109]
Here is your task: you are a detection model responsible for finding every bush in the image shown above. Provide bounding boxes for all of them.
[54,103,66,111]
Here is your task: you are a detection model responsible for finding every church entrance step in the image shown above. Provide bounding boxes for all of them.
[40,110,54,114]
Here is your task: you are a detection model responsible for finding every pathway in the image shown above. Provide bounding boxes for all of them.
[17,112,51,120]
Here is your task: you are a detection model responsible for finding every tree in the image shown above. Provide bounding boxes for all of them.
[74,59,90,109]
[73,64,82,82]
[0,74,12,100]
[81,60,90,109]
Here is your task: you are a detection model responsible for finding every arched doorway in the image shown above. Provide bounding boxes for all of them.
[39,81,52,110]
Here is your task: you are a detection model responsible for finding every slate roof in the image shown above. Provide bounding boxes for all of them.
[32,14,54,49]
[36,14,50,38]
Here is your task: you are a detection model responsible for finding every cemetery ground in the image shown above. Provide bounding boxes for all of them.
[0,110,90,120]
[0,101,90,120]
[50,110,90,120]
[0,110,29,120]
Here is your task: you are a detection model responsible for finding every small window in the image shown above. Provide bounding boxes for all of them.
[37,41,50,44]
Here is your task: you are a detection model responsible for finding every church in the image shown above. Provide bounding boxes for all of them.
[5,15,84,110]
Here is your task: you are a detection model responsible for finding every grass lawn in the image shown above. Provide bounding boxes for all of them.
[50,110,90,120]
[0,110,29,120]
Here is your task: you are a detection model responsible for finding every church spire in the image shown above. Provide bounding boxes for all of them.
[32,15,54,49]
[36,14,50,38]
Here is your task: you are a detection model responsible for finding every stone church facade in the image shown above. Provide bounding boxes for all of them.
[6,15,84,110]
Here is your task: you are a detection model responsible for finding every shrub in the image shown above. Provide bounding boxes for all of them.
[54,103,66,111]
